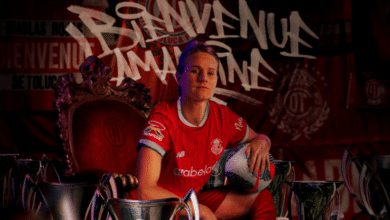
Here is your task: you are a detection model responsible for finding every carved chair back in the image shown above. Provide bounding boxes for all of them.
[54,56,154,180]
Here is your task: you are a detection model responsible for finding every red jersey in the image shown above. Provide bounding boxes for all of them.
[137,99,249,198]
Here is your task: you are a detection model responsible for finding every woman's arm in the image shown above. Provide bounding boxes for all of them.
[136,147,179,200]
[244,128,272,176]
[135,147,217,220]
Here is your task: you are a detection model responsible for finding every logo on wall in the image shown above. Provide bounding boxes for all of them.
[269,63,330,140]
[364,79,388,105]
[136,0,208,46]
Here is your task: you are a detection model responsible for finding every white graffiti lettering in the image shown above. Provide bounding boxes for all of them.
[66,0,319,105]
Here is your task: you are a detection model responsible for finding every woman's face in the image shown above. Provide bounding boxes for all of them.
[177,52,218,102]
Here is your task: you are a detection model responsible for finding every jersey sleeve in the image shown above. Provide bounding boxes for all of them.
[137,105,172,157]
[225,107,249,144]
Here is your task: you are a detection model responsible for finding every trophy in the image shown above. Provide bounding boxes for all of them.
[358,162,390,219]
[267,160,296,218]
[0,154,19,209]
[341,148,390,219]
[357,154,390,201]
[100,189,200,220]
[22,173,116,220]
[287,180,343,220]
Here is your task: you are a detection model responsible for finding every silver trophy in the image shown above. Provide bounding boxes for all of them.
[267,160,296,218]
[99,189,200,220]
[287,180,343,220]
[22,173,116,220]
[341,148,390,219]
[0,153,19,209]
[22,181,100,220]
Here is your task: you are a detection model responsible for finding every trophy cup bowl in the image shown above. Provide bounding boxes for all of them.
[23,181,99,220]
[287,180,344,220]
[107,197,184,220]
[103,189,200,220]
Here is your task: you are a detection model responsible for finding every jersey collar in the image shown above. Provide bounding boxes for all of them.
[177,97,209,127]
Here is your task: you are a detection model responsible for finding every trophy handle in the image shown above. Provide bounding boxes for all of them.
[44,158,63,183]
[21,174,37,211]
[169,189,200,220]
[22,180,54,220]
[341,148,367,212]
[89,184,111,220]
[280,161,295,218]
[4,166,13,208]
[100,173,119,199]
[90,173,118,220]
[314,182,339,220]
[287,186,300,220]
[287,185,292,220]
[22,175,52,219]
[105,201,120,220]
[359,162,390,218]
[183,188,200,220]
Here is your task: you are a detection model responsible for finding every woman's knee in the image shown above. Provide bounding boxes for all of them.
[250,189,276,219]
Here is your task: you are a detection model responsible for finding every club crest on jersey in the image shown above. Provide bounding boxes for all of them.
[143,120,166,141]
[210,138,223,155]
[235,117,244,131]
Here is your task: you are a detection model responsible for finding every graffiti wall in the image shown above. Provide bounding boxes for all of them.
[1,0,390,218]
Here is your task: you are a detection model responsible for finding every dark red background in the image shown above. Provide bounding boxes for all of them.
[1,0,389,218]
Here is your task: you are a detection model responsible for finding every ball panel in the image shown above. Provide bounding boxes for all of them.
[225,144,275,193]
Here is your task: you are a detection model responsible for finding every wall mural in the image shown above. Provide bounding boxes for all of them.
[65,1,319,105]
[1,0,390,218]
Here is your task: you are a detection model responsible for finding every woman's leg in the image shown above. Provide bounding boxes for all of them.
[247,189,276,220]
[214,188,275,220]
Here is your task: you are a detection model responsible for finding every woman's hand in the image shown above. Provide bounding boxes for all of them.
[245,131,271,177]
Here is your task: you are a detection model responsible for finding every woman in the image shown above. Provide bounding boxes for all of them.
[136,40,276,220]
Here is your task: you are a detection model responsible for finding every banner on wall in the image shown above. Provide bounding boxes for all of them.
[346,0,390,109]
[1,1,390,218]
[0,0,321,111]
[2,0,390,151]
[0,0,107,110]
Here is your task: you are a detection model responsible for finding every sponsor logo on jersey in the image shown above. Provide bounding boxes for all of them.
[143,120,166,141]
[210,138,223,155]
[235,117,244,131]
[176,151,185,158]
[174,164,215,177]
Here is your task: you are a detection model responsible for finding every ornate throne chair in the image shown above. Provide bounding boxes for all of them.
[52,56,201,220]
[54,56,154,191]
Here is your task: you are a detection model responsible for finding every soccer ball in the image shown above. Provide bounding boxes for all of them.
[225,143,275,193]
